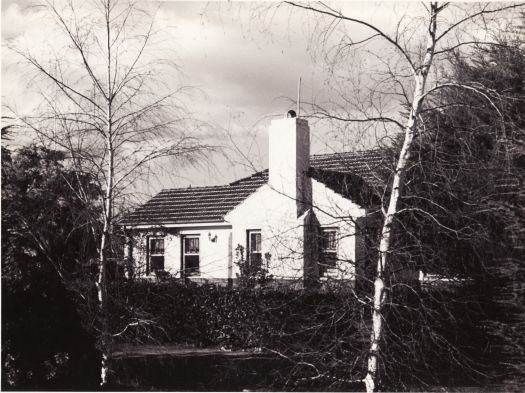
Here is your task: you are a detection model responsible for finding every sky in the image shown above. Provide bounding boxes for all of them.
[3,0,502,199]
[2,0,353,195]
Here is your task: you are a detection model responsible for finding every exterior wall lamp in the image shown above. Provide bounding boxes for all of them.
[208,232,218,242]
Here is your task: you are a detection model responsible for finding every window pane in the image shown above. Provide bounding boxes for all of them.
[185,255,199,275]
[250,253,262,269]
[319,229,338,276]
[321,252,337,268]
[182,236,199,275]
[250,232,261,252]
[150,255,164,271]
[321,234,328,250]
[321,230,337,251]
[319,252,337,276]
[185,237,199,254]
[150,238,164,254]
[329,232,337,249]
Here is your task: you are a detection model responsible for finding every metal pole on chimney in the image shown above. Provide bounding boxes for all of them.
[297,76,302,118]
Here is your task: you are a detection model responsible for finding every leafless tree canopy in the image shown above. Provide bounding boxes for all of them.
[6,0,213,385]
[283,2,525,391]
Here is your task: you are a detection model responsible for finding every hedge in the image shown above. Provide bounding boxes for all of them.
[108,279,498,390]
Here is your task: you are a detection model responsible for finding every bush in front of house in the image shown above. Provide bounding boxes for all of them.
[380,282,504,391]
[108,279,499,390]
[109,279,365,350]
[108,279,370,388]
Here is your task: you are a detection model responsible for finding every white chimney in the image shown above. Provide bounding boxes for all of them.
[268,115,311,217]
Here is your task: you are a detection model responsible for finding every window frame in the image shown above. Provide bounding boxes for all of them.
[148,236,165,274]
[319,227,339,276]
[181,234,200,276]
[246,229,262,269]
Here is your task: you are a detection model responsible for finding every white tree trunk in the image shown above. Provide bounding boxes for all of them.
[363,3,438,392]
[97,130,114,386]
[9,0,213,386]
[98,5,114,384]
[98,149,113,386]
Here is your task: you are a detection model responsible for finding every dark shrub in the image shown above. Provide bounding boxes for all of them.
[2,255,100,390]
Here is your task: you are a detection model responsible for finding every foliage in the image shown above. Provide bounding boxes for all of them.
[7,0,212,384]
[2,257,100,390]
[2,144,101,278]
[284,3,524,390]
[109,280,366,386]
[1,144,101,389]
[391,41,524,277]
[107,279,502,390]
[384,40,525,389]
[381,284,496,390]
[234,244,273,288]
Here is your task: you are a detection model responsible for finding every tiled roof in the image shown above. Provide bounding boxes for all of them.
[121,171,267,226]
[310,150,387,189]
[121,150,387,226]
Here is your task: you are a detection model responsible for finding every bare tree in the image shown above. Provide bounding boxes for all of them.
[5,0,211,385]
[282,2,525,391]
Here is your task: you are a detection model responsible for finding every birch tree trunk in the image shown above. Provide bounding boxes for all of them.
[97,138,113,386]
[8,0,213,387]
[363,3,438,392]
[97,2,114,384]
[282,1,522,389]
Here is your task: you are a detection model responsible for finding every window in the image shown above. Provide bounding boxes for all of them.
[247,230,262,269]
[319,228,338,276]
[182,235,200,276]
[148,237,165,272]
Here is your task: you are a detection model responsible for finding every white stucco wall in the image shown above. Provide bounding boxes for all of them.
[130,225,232,280]
[268,118,311,216]
[226,184,306,280]
[311,178,367,280]
[225,179,367,281]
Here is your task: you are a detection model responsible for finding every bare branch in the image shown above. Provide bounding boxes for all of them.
[284,1,416,72]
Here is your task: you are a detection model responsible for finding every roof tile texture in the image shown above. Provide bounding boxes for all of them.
[121,150,386,226]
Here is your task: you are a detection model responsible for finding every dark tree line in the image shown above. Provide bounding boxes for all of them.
[382,39,525,389]
[1,140,101,389]
[5,0,212,384]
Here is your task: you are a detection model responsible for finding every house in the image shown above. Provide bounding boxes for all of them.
[121,114,387,286]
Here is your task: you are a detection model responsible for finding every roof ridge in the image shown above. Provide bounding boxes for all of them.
[228,169,268,186]
[159,184,230,193]
[159,149,382,192]
[310,149,382,157]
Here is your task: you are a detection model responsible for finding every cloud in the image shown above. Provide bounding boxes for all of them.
[151,2,327,126]
[1,0,406,191]
[1,1,49,41]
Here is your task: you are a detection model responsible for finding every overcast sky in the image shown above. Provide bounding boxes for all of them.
[1,1,455,197]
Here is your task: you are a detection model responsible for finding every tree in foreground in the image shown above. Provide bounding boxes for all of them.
[2,142,101,389]
[375,38,525,390]
[284,2,525,391]
[428,40,525,388]
[6,0,211,385]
